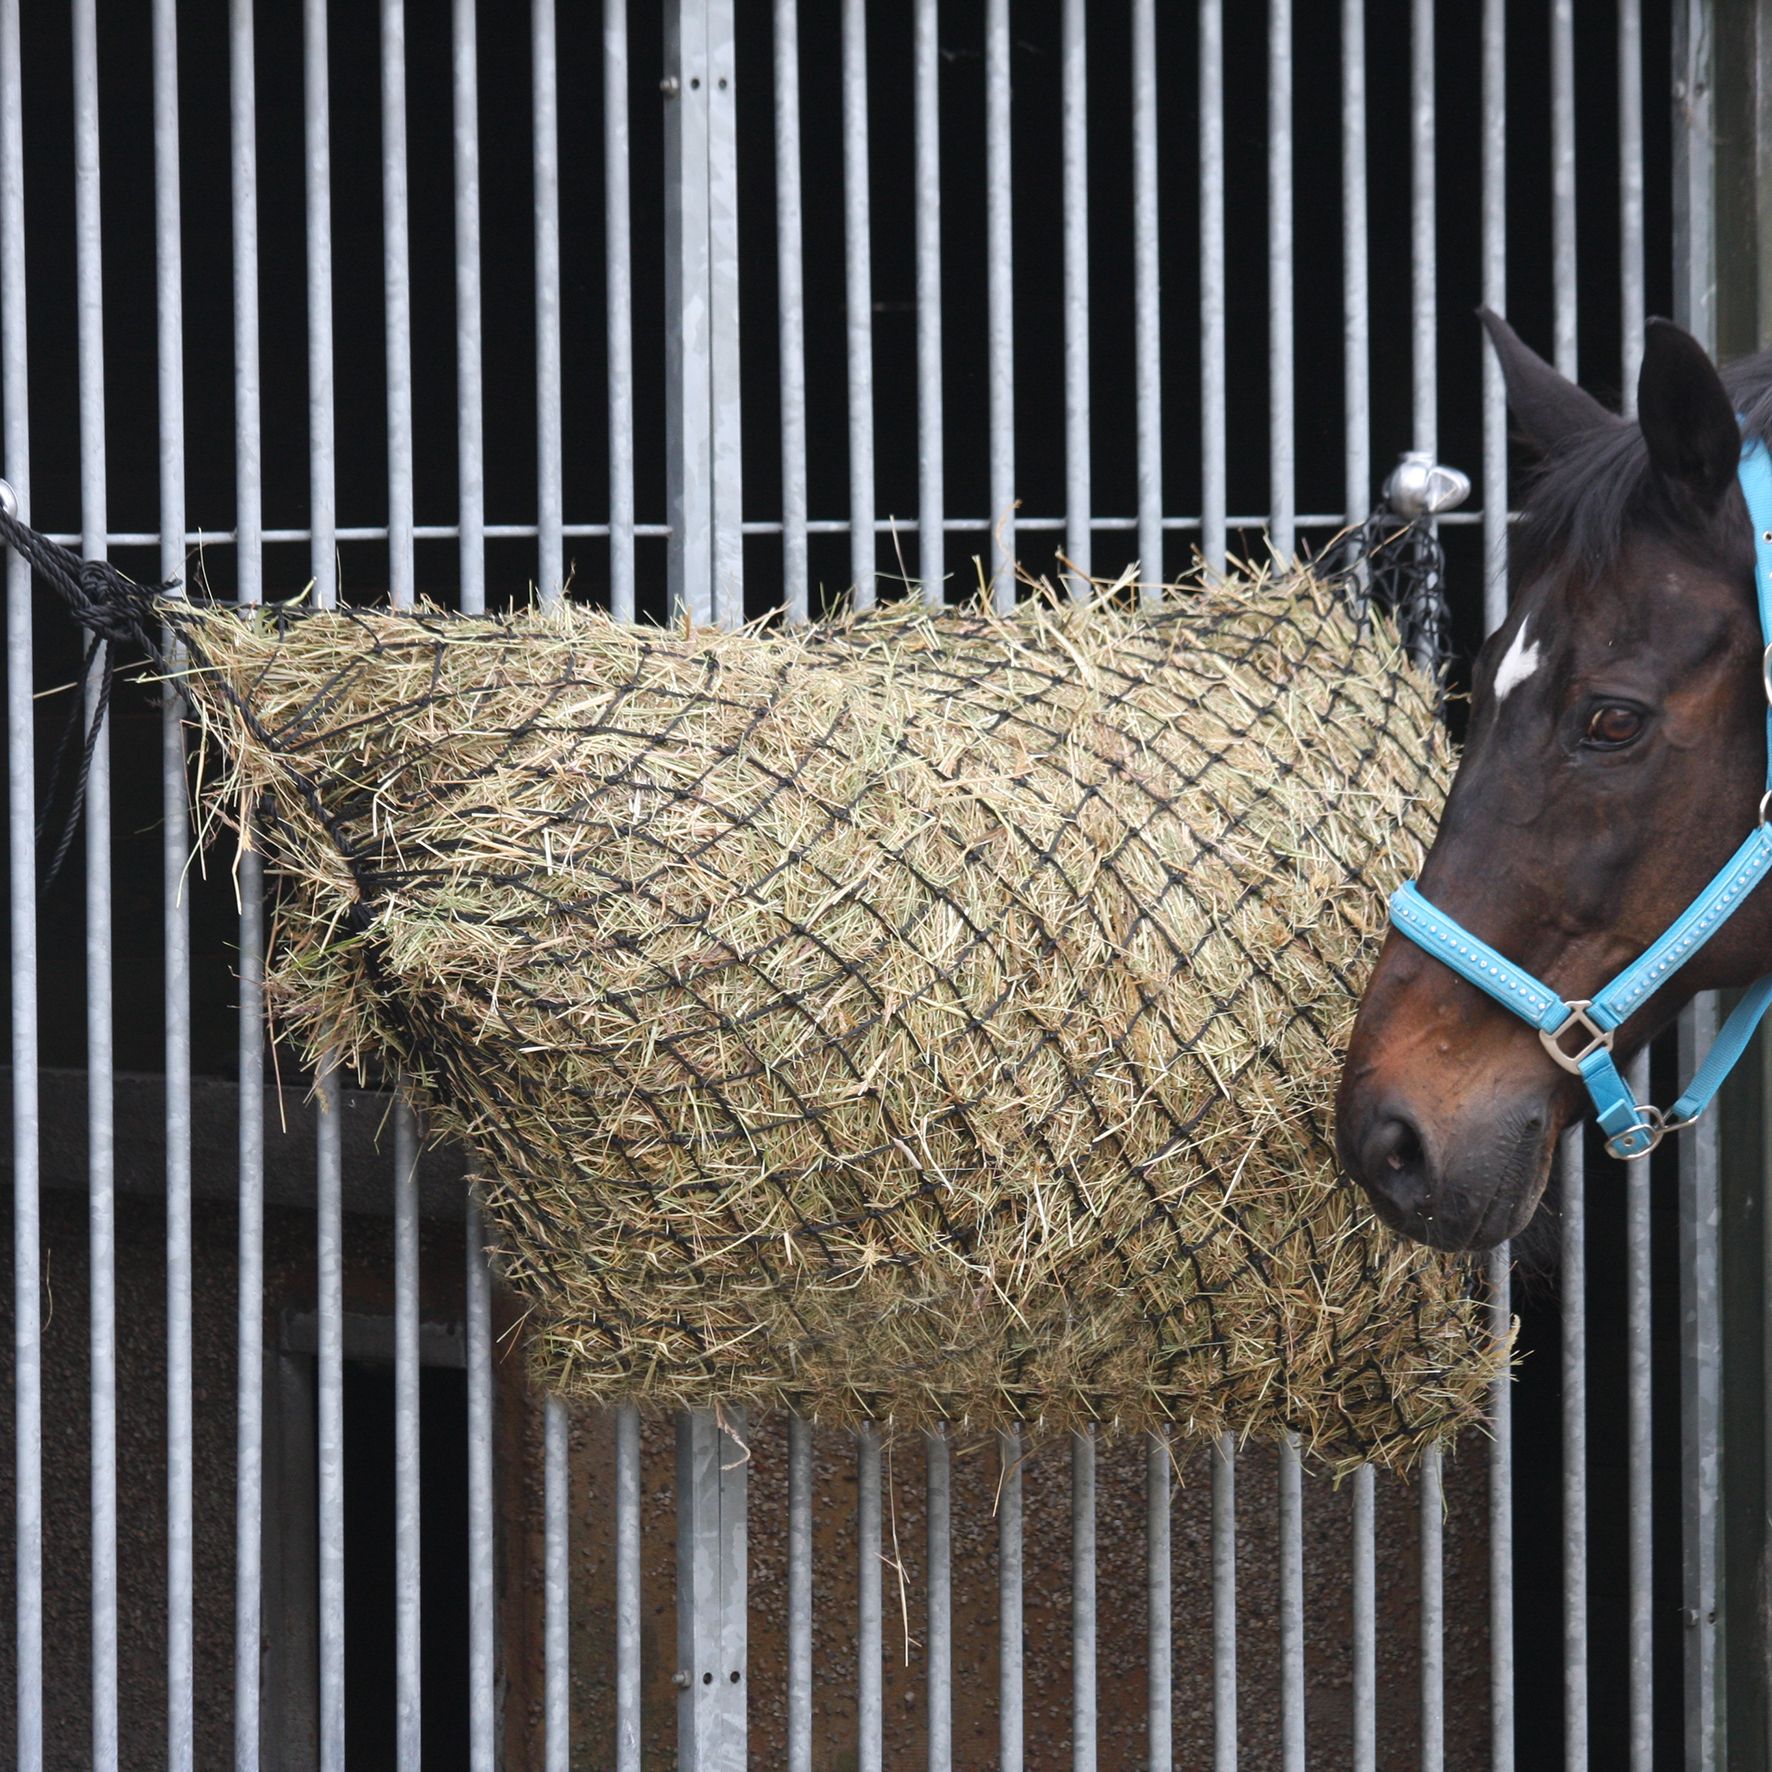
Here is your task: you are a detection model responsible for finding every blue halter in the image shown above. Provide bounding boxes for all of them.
[1388,436,1772,1161]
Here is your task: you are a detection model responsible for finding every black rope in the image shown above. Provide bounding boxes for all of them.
[1320,506,1453,709]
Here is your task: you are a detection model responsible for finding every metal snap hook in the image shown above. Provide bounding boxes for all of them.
[0,478,15,520]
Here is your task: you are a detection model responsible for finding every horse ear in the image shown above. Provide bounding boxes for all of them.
[1479,308,1614,451]
[1637,317,1740,507]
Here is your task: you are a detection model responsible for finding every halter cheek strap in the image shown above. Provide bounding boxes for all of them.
[1388,435,1772,1162]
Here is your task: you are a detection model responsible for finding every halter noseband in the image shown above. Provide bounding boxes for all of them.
[1388,436,1772,1162]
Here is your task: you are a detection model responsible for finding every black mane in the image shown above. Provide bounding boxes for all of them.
[1516,346,1772,574]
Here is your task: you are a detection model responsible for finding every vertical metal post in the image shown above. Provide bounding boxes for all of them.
[773,0,808,622]
[1131,0,1160,599]
[841,0,874,605]
[786,1417,812,1772]
[1146,1434,1171,1772]
[927,1428,952,1772]
[998,1426,1024,1772]
[1552,0,1577,377]
[913,0,943,604]
[71,3,117,1764]
[1212,1434,1237,1772]
[1279,1435,1304,1772]
[1199,0,1226,574]
[465,1207,496,1772]
[1421,1442,1445,1772]
[544,1398,570,1772]
[858,1424,883,1772]
[1563,1124,1589,1772]
[153,0,194,1762]
[1267,0,1293,561]
[1625,1052,1654,1772]
[1342,0,1368,528]
[1619,0,1646,401]
[1351,1466,1375,1772]
[616,1404,643,1772]
[228,0,265,1763]
[534,0,563,602]
[676,1408,748,1769]
[985,0,1014,606]
[1072,1431,1097,1772]
[305,0,336,612]
[605,0,636,621]
[0,4,38,1765]
[1061,0,1089,586]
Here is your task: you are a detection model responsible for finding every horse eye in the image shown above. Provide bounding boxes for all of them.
[1585,704,1644,747]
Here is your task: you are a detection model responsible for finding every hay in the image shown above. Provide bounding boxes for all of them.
[168,567,1501,1472]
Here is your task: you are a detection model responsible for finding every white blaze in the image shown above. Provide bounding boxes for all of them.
[1493,618,1541,703]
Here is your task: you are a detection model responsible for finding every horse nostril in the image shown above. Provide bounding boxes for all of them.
[1359,1111,1432,1224]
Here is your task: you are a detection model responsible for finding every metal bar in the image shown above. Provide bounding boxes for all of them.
[1061,0,1089,586]
[1679,995,1722,1770]
[999,1426,1025,1772]
[616,1404,643,1772]
[605,0,636,621]
[465,1204,495,1772]
[1411,0,1436,456]
[706,0,742,629]
[787,1416,812,1772]
[71,3,117,1763]
[153,0,194,1760]
[1351,1466,1375,1772]
[1212,1433,1236,1772]
[382,0,414,611]
[914,0,943,605]
[304,0,336,608]
[534,0,563,601]
[1619,0,1645,403]
[454,0,485,614]
[228,0,264,1761]
[1146,1435,1172,1772]
[1131,0,1159,599]
[1072,1430,1097,1772]
[1421,1442,1445,1772]
[985,0,1014,605]
[1625,1053,1653,1771]
[1,3,37,1763]
[676,1408,748,1767]
[1551,0,1576,378]
[927,1428,952,1772]
[1562,1126,1588,1772]
[666,1,712,624]
[1279,1434,1304,1772]
[545,1397,570,1772]
[841,0,874,606]
[858,1424,883,1772]
[773,0,808,622]
[1342,0,1368,527]
[1199,0,1226,573]
[1267,0,1293,560]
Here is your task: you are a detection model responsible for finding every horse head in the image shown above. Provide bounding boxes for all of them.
[1336,313,1772,1251]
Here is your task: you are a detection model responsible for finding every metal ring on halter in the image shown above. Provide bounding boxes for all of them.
[1763,639,1772,706]
[1761,789,1772,829]
[1538,999,1613,1074]
[0,478,15,521]
[1605,1103,1677,1162]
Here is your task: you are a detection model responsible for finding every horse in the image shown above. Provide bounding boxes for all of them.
[1336,311,1772,1252]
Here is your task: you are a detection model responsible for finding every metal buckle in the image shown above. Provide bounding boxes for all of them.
[1603,1102,1702,1162]
[1538,999,1613,1074]
[1762,639,1772,706]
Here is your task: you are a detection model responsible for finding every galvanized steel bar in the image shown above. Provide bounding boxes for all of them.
[1279,1435,1304,1772]
[926,1428,953,1772]
[1198,0,1226,574]
[71,4,117,1763]
[615,1404,643,1772]
[1421,1442,1444,1772]
[913,0,943,604]
[1267,0,1293,560]
[787,1416,813,1772]
[1351,1466,1375,1772]
[1072,1431,1097,1772]
[1619,0,1645,402]
[773,0,808,623]
[986,0,1013,606]
[153,0,195,1759]
[1562,1125,1588,1772]
[999,1425,1025,1772]
[1061,0,1089,586]
[1341,0,1368,526]
[1212,1434,1236,1772]
[1551,0,1576,377]
[706,0,743,628]
[305,0,337,609]
[545,1397,570,1771]
[858,1424,883,1772]
[605,0,636,621]
[841,0,874,606]
[454,0,485,613]
[1130,0,1160,599]
[465,1204,495,1772]
[382,0,414,611]
[1625,1053,1653,1771]
[228,0,265,1761]
[1411,0,1436,456]
[676,1407,748,1767]
[394,1108,422,1771]
[1,4,38,1763]
[1146,1434,1171,1772]
[534,0,563,602]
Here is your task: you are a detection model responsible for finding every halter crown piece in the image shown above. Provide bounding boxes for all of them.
[1388,434,1772,1161]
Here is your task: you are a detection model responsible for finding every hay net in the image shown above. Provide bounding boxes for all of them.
[160,566,1496,1472]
